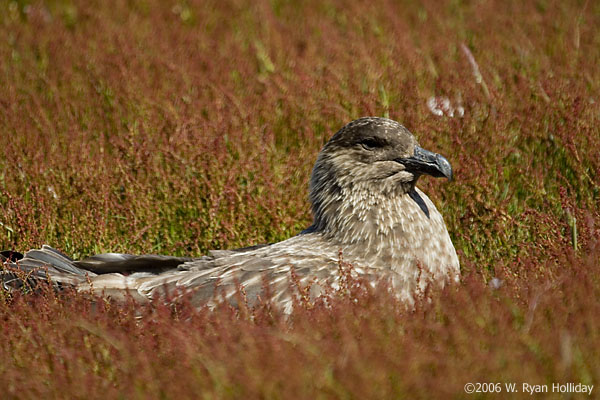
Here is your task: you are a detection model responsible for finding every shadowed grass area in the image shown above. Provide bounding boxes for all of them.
[1,0,599,398]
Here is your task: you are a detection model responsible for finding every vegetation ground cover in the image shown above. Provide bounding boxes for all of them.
[1,0,599,398]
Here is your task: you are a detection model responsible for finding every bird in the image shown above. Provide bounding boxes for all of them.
[1,117,460,311]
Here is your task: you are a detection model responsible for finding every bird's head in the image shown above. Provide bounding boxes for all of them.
[308,117,453,232]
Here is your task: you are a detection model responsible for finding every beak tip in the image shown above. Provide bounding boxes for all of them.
[436,154,453,181]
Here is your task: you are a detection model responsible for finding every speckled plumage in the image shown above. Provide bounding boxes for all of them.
[2,117,459,310]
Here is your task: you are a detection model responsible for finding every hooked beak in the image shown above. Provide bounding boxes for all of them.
[396,146,453,181]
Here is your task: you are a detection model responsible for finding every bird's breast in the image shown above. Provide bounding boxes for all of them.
[324,188,459,278]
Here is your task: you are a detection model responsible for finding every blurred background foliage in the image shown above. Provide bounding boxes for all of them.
[1,0,599,398]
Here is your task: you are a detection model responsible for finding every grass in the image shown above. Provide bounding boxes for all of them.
[1,0,599,398]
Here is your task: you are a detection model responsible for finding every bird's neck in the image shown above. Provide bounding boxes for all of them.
[309,182,419,247]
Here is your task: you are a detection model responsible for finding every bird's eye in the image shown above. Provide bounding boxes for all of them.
[360,138,386,150]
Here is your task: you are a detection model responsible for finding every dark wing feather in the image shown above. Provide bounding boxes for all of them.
[74,253,194,274]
